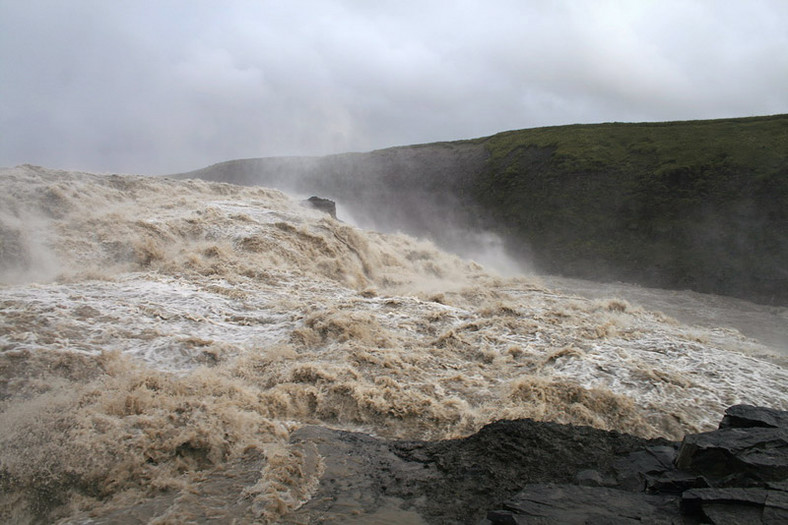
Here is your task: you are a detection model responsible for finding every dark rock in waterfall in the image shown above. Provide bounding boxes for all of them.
[573,469,609,487]
[301,195,337,219]
[612,444,679,491]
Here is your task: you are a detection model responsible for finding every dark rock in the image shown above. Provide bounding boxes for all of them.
[681,487,788,524]
[287,419,658,524]
[573,469,606,487]
[769,481,788,492]
[489,405,788,525]
[720,404,788,430]
[645,469,708,494]
[613,445,678,491]
[301,196,337,219]
[486,484,681,524]
[675,427,788,484]
[765,489,788,523]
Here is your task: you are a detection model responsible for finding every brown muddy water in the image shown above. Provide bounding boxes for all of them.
[541,276,788,357]
[1,165,786,523]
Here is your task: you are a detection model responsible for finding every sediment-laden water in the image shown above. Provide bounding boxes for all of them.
[1,165,785,523]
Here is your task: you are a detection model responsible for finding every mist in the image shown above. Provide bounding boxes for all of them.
[171,142,534,276]
[172,142,788,355]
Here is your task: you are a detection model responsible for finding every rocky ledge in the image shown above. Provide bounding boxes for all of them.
[287,405,788,524]
[485,404,788,524]
[62,405,787,523]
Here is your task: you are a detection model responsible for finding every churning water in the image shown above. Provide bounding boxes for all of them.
[1,165,786,523]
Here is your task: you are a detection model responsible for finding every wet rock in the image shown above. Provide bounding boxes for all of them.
[301,196,337,219]
[486,484,681,524]
[573,469,607,487]
[645,469,708,494]
[285,425,437,523]
[613,444,678,491]
[675,426,788,484]
[681,487,788,524]
[487,405,788,525]
[65,406,787,524]
[720,404,788,430]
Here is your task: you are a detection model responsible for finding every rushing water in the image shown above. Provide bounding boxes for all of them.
[1,165,786,523]
[541,276,788,356]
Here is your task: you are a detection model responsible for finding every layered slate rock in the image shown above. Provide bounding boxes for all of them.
[676,427,788,483]
[486,485,681,524]
[681,487,788,524]
[719,404,788,430]
[486,405,788,525]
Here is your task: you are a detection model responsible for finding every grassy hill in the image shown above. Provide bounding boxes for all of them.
[471,115,788,304]
[177,114,788,305]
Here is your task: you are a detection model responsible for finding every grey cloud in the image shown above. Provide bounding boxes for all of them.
[1,0,786,174]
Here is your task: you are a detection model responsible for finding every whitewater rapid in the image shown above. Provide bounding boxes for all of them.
[1,165,786,523]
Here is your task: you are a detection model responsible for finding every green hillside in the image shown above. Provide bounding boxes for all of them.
[470,115,788,303]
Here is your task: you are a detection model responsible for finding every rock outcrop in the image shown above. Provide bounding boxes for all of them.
[486,404,788,524]
[301,195,337,219]
[281,405,787,523]
[285,418,660,524]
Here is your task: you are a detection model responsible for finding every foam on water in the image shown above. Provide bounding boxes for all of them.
[1,165,786,523]
[1,274,299,372]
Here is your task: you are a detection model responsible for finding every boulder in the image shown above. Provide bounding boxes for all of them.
[675,427,788,484]
[301,196,337,219]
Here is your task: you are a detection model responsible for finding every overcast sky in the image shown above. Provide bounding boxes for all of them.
[1,0,787,175]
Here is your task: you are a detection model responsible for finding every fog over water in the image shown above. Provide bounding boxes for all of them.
[0,165,785,522]
[176,151,788,356]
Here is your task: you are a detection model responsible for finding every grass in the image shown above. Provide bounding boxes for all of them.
[479,115,788,173]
